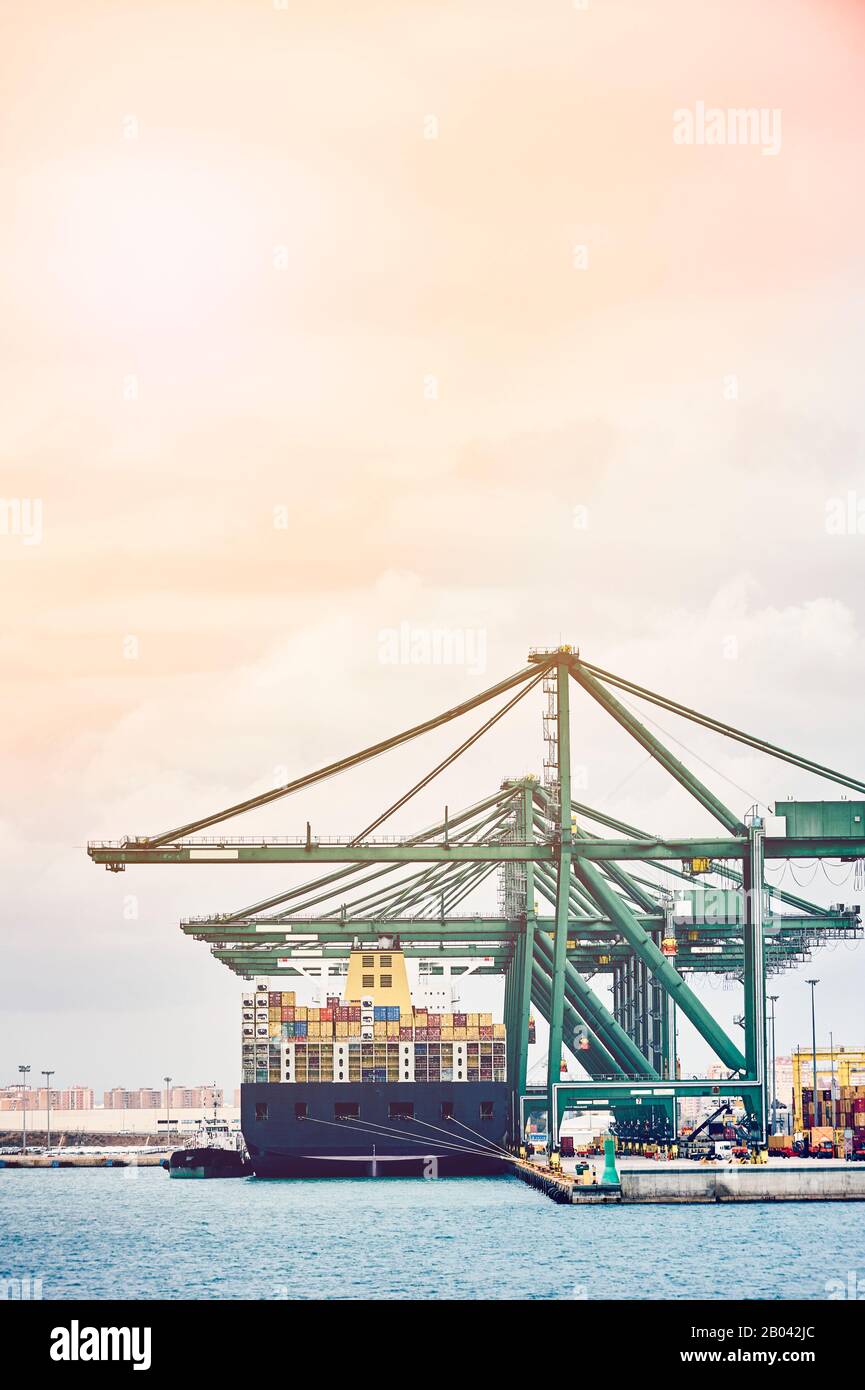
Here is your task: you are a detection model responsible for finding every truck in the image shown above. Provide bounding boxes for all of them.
[768,1135,795,1157]
[847,1133,865,1162]
[807,1127,835,1159]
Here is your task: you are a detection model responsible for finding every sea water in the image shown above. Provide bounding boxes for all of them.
[1,1168,862,1301]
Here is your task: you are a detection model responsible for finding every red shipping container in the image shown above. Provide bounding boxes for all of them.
[453,1013,467,1027]
[480,1026,493,1039]
[281,1006,295,1022]
[415,1027,427,1041]
[399,1028,412,1040]
[321,1009,332,1021]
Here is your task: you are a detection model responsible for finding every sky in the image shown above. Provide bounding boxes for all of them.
[2,0,865,1097]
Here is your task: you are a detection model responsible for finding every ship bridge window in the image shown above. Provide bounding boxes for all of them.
[380,975,393,989]
[294,1102,308,1120]
[440,1102,454,1121]
[362,955,375,968]
[335,1102,360,1120]
[480,1102,494,1121]
[388,1102,414,1120]
[362,975,375,989]
[255,1103,268,1122]
[379,955,392,968]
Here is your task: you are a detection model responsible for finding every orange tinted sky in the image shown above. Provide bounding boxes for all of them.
[2,0,865,1088]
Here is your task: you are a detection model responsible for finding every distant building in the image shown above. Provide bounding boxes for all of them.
[170,1086,222,1110]
[103,1085,223,1110]
[0,1086,94,1112]
[773,1054,794,1114]
[103,1089,140,1110]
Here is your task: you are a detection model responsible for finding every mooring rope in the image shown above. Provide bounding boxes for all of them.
[299,1113,503,1161]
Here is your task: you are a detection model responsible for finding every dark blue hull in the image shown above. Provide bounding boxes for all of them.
[241,1082,511,1178]
[168,1146,252,1179]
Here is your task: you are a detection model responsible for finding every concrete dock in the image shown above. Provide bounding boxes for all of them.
[513,1158,622,1202]
[617,1160,865,1202]
[0,1152,168,1169]
[516,1156,865,1204]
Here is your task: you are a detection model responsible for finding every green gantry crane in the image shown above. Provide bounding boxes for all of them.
[88,647,865,1150]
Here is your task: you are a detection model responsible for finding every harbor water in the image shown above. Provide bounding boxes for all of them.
[2,1168,864,1300]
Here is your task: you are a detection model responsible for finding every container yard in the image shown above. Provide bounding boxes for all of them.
[86,647,865,1196]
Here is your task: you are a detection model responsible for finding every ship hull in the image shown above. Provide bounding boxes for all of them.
[168,1146,252,1179]
[241,1081,511,1179]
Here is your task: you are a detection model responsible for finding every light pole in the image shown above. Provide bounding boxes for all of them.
[829,1030,835,1132]
[768,996,779,1135]
[18,1065,30,1154]
[42,1069,54,1151]
[164,1075,171,1138]
[806,979,820,1129]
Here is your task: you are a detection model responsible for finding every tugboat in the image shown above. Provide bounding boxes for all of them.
[168,1109,252,1179]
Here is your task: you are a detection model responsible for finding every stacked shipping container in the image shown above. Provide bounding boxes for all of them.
[240,983,507,1086]
[802,1085,865,1132]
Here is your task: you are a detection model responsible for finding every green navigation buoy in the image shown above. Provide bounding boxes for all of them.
[600,1135,620,1187]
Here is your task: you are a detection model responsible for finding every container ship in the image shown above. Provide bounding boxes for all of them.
[239,946,511,1177]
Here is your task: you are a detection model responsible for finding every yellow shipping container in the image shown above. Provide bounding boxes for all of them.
[308,1023,321,1038]
[479,1013,492,1026]
[268,1007,281,1021]
[467,1013,478,1027]
[374,1022,386,1038]
[441,1026,454,1040]
[442,1014,453,1027]
[280,991,296,1006]
[454,1027,467,1040]
[493,1024,506,1039]
[467,1027,480,1040]
[386,1022,399,1037]
[295,1007,307,1021]
[269,1023,281,1037]
[336,1023,348,1038]
[308,1008,319,1022]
